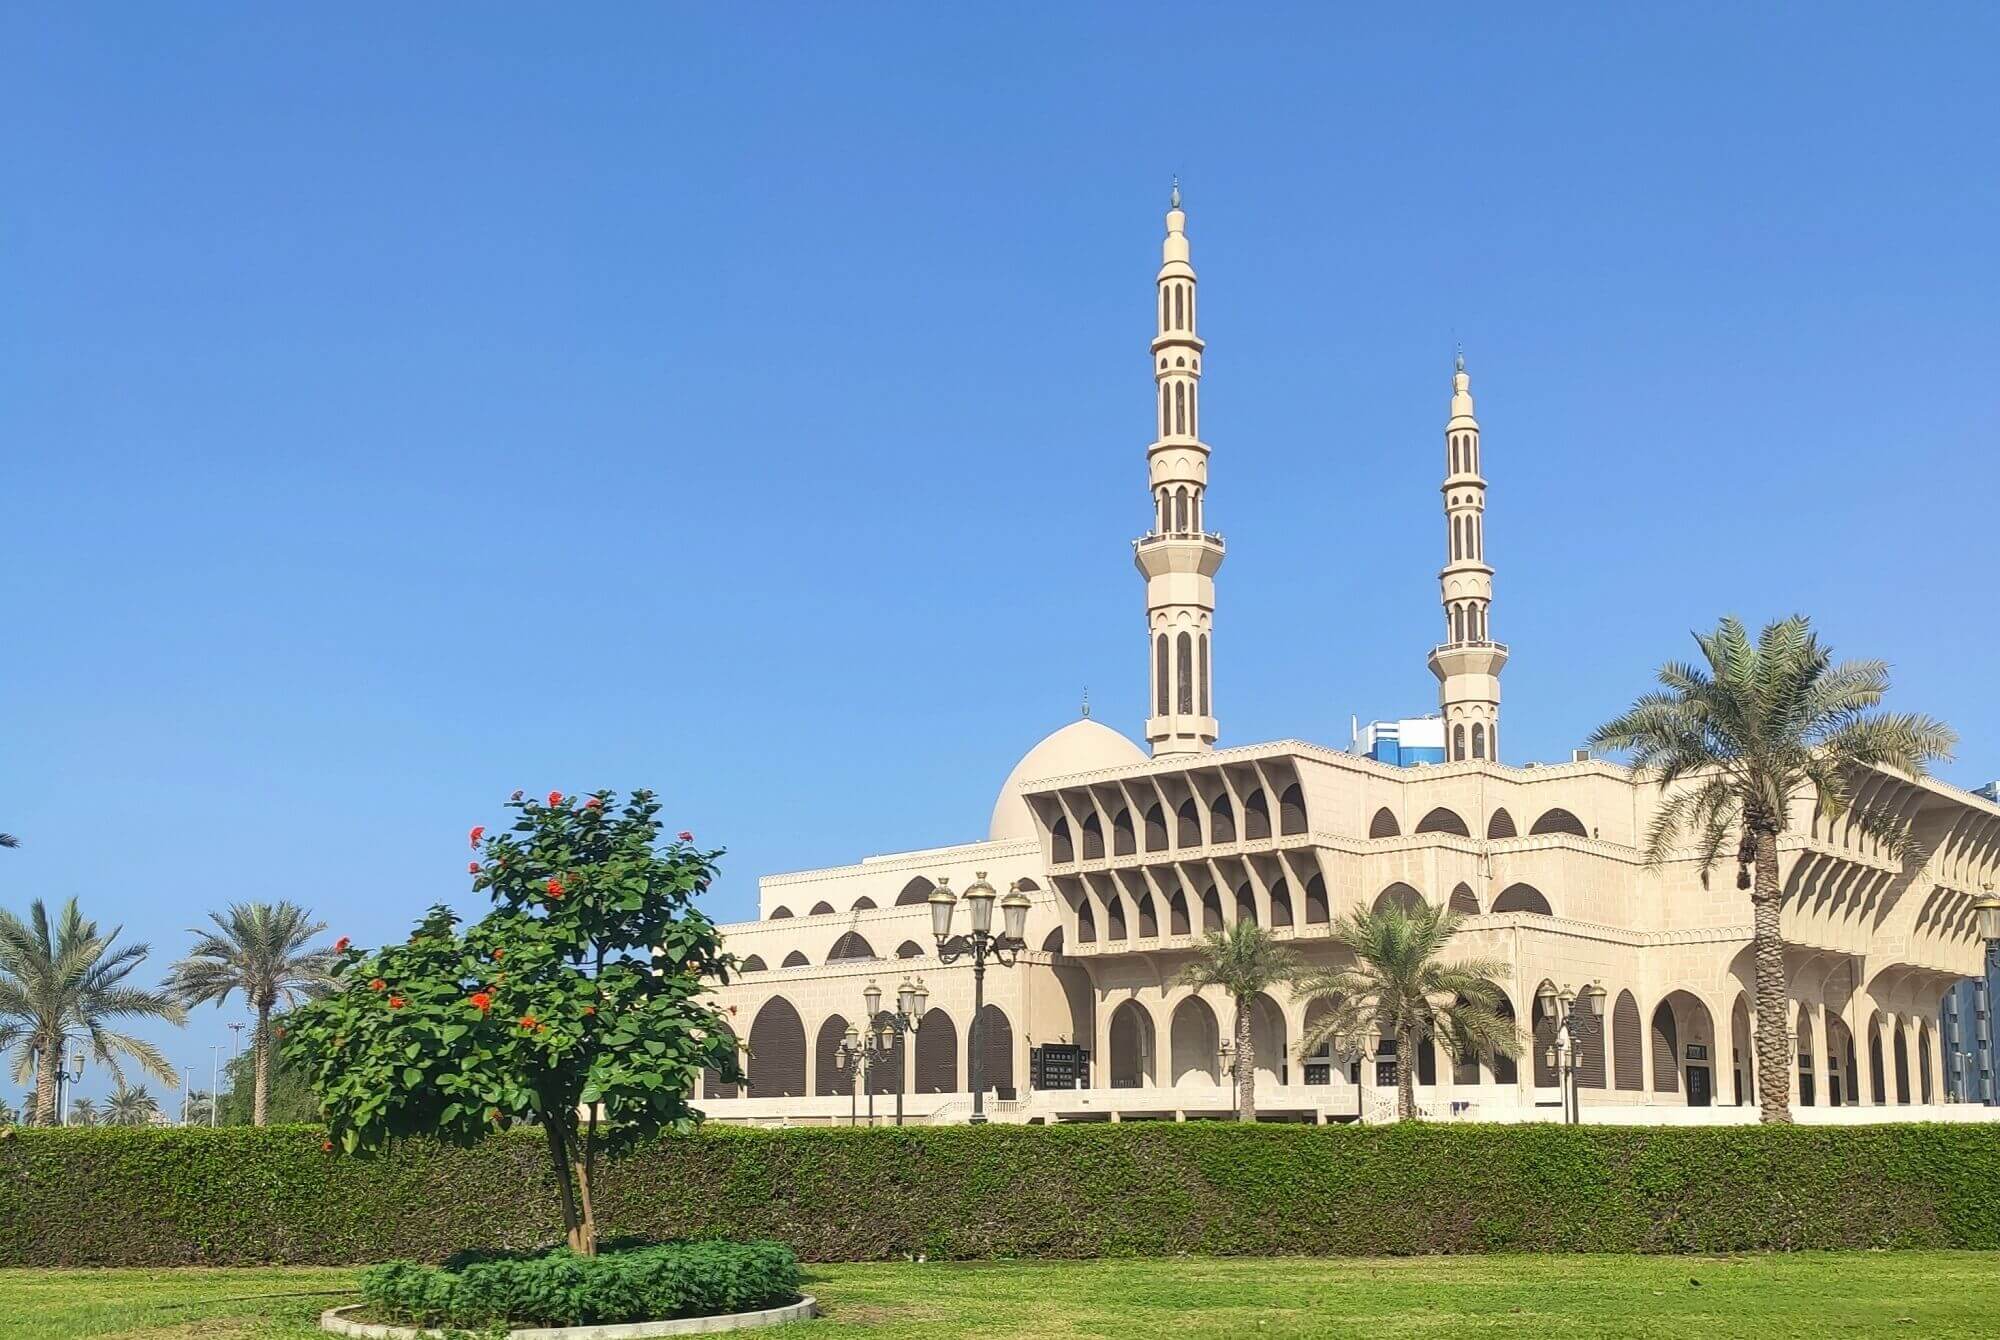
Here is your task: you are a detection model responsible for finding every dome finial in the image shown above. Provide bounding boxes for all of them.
[1454,342,1465,374]
[1170,175,1181,210]
[1080,687,1091,719]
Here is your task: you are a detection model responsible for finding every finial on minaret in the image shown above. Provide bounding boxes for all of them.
[1170,175,1181,210]
[1454,344,1465,374]
[1080,688,1091,719]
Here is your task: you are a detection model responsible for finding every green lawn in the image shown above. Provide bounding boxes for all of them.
[3,1254,1996,1340]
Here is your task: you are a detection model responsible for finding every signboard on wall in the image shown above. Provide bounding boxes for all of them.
[1031,1043,1090,1090]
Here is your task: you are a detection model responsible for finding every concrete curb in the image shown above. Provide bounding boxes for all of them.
[319,1297,818,1338]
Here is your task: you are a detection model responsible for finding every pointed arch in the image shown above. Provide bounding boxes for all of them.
[1200,886,1224,932]
[1234,882,1258,926]
[814,1014,852,1097]
[1532,988,1561,1088]
[1304,874,1330,925]
[1076,899,1097,944]
[865,1010,905,1097]
[1144,804,1169,851]
[1168,889,1191,936]
[973,1004,1015,1095]
[1279,784,1308,835]
[1081,811,1105,860]
[1414,807,1470,837]
[1372,882,1425,916]
[746,998,807,1098]
[1108,999,1156,1089]
[895,940,925,959]
[914,1008,957,1093]
[1269,879,1294,928]
[1486,808,1517,839]
[1041,926,1064,953]
[1154,634,1169,715]
[1491,996,1519,1085]
[1170,996,1222,1087]
[1112,808,1136,856]
[1368,807,1401,839]
[1243,790,1271,840]
[1447,882,1480,916]
[808,901,835,916]
[1136,893,1159,938]
[1209,794,1235,843]
[1529,808,1588,837]
[781,950,809,968]
[894,876,934,907]
[851,896,877,911]
[828,931,877,961]
[1492,884,1552,916]
[1612,990,1642,1091]
[738,954,767,973]
[1107,896,1128,941]
[1651,1002,1680,1093]
[1176,797,1202,847]
[767,906,794,920]
[1051,815,1073,864]
[700,1019,740,1099]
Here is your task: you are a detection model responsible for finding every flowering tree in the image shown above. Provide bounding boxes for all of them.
[284,789,743,1254]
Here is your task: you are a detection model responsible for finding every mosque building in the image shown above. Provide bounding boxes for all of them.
[695,190,2000,1125]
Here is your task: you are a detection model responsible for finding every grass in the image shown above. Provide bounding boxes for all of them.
[2,1254,1997,1340]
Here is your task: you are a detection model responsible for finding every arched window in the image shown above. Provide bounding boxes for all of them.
[1198,633,1210,714]
[1269,880,1293,927]
[973,1003,1015,1095]
[1077,899,1096,943]
[1368,807,1401,839]
[781,949,809,968]
[1200,886,1224,932]
[895,940,924,959]
[828,931,877,961]
[1112,808,1135,855]
[1209,793,1235,842]
[1486,808,1517,839]
[814,1015,851,1096]
[1081,812,1104,860]
[768,905,793,920]
[1107,897,1127,940]
[1529,808,1588,837]
[1304,875,1330,924]
[1041,926,1064,953]
[1174,382,1186,435]
[1451,516,1462,561]
[1414,807,1470,836]
[851,896,877,911]
[1168,890,1191,935]
[1492,883,1553,916]
[1453,603,1466,643]
[1176,797,1202,846]
[1612,991,1643,1091]
[1173,284,1184,329]
[1173,488,1187,532]
[1471,724,1486,759]
[1176,633,1194,714]
[1158,490,1169,532]
[1161,287,1170,332]
[1051,816,1073,864]
[1278,784,1307,835]
[914,1008,958,1094]
[1452,725,1465,760]
[809,901,835,916]
[1136,894,1158,938]
[1533,991,1560,1088]
[1491,997,1518,1085]
[738,954,767,973]
[1372,883,1424,917]
[1448,883,1479,915]
[1160,385,1171,438]
[1234,883,1258,925]
[895,877,934,907]
[746,999,807,1098]
[1155,635,1169,716]
[1144,803,1168,851]
[1187,383,1197,436]
[1651,1004,1680,1094]
[1243,790,1271,839]
[700,1020,740,1099]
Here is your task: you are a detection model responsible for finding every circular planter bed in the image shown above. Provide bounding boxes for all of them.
[320,1297,817,1338]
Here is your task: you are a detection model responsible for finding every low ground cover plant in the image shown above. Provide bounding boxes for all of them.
[360,1239,801,1328]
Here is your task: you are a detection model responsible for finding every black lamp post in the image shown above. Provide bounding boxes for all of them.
[1974,888,2000,1106]
[1536,981,1606,1125]
[930,872,1029,1124]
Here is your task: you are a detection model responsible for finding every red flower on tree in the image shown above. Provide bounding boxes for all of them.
[333,936,351,953]
[519,1014,538,1030]
[493,949,505,961]
[388,996,406,1009]
[679,830,694,842]
[583,1005,596,1016]
[545,878,565,900]
[323,1139,334,1152]
[585,796,602,809]
[547,791,563,806]
[468,861,481,874]
[469,991,493,1013]
[369,978,387,992]
[468,825,485,848]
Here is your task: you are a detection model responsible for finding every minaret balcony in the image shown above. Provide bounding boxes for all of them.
[1428,639,1510,678]
[1133,530,1226,579]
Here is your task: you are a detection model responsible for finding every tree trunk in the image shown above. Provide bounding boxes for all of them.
[253,1002,271,1127]
[542,1116,587,1252]
[1750,827,1793,1125]
[1235,998,1256,1123]
[569,1154,598,1256]
[1395,1023,1415,1121]
[33,1042,59,1126]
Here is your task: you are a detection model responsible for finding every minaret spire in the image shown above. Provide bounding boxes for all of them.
[1134,185,1223,756]
[1428,353,1506,761]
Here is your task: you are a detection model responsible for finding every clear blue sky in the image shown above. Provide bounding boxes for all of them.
[4,6,1995,1103]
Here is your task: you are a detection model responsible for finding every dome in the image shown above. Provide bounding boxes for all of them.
[988,718,1147,842]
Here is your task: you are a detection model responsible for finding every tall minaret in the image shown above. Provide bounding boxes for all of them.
[1427,352,1507,762]
[1134,180,1224,756]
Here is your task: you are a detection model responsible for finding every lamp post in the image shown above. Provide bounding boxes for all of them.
[1536,981,1606,1125]
[30,1045,85,1125]
[842,976,928,1127]
[930,872,1029,1124]
[1973,888,2000,1106]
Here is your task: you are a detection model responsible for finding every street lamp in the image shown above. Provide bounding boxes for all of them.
[835,977,930,1127]
[931,872,1029,1124]
[29,1044,84,1125]
[1536,981,1605,1125]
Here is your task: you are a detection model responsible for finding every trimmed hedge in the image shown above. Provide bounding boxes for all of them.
[2,1122,1997,1266]
[360,1241,801,1327]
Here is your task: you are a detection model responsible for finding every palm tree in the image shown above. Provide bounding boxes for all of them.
[1293,901,1518,1121]
[181,1089,214,1127]
[0,1097,18,1125]
[67,1096,98,1126]
[1177,922,1299,1121]
[0,898,185,1126]
[166,902,333,1125]
[0,834,18,849]
[1590,615,1954,1124]
[106,1083,158,1126]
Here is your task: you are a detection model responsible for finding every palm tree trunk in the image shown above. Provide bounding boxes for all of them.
[253,1002,271,1126]
[33,1041,59,1126]
[1396,1024,1415,1121]
[1235,999,1256,1122]
[1750,827,1793,1125]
